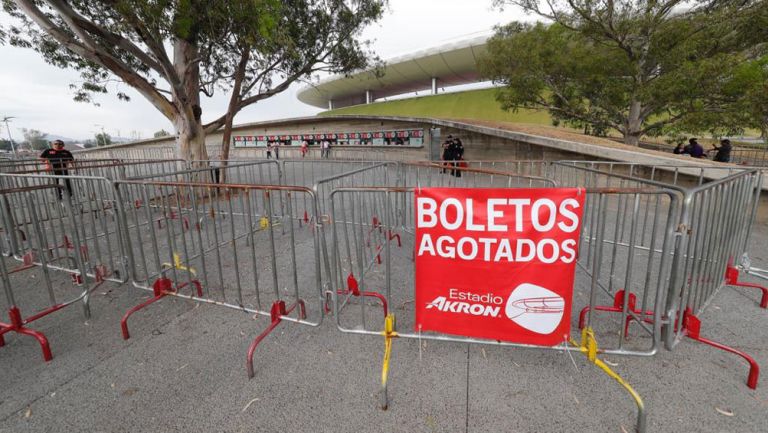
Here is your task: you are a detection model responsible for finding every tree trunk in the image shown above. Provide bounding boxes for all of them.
[172,37,208,164]
[219,113,236,184]
[624,99,644,146]
[175,117,208,163]
[219,50,250,184]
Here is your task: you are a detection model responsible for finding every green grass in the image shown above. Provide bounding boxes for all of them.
[320,88,552,124]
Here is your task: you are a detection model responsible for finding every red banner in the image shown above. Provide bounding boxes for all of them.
[414,188,584,346]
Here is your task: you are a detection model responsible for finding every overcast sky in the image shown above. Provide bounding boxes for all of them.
[0,1,530,141]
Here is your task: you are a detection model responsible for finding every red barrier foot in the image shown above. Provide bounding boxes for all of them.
[343,274,388,317]
[0,307,53,362]
[347,274,389,316]
[683,308,759,389]
[387,230,401,247]
[725,265,768,308]
[120,277,201,340]
[246,300,306,379]
[578,290,656,338]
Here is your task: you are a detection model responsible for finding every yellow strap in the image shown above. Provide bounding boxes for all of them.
[571,327,645,423]
[382,335,393,386]
[593,358,646,414]
[381,314,397,386]
[161,253,197,276]
[259,217,269,229]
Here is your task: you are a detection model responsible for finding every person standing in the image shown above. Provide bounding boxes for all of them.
[321,140,330,158]
[300,140,308,158]
[39,139,74,199]
[450,136,465,177]
[209,159,222,184]
[441,135,453,173]
[712,139,732,162]
[266,143,272,159]
[273,142,280,160]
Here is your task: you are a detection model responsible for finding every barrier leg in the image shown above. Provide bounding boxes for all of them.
[725,265,768,309]
[380,314,397,410]
[246,300,306,379]
[683,308,759,389]
[572,327,646,433]
[120,277,173,340]
[0,307,53,362]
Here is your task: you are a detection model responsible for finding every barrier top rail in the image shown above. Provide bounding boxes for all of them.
[403,161,558,187]
[3,158,184,175]
[127,160,280,181]
[555,159,762,187]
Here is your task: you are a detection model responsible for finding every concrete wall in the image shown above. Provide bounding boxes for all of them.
[74,114,768,222]
[77,116,600,163]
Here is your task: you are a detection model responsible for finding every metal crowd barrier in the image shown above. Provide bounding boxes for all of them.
[0,184,104,361]
[663,171,763,352]
[552,160,768,282]
[1,156,766,433]
[113,179,322,377]
[321,160,767,433]
[324,164,656,430]
[0,160,186,281]
[74,146,177,161]
[547,162,764,390]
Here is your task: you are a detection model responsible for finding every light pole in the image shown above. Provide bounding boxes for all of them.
[1,116,18,158]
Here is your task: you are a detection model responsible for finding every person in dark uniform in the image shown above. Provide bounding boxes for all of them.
[39,139,74,199]
[449,136,465,177]
[441,135,453,173]
[712,139,732,163]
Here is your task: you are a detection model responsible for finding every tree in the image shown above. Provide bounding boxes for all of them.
[153,129,170,138]
[95,132,112,147]
[484,0,768,145]
[0,139,13,151]
[718,56,768,145]
[21,128,48,150]
[2,1,385,161]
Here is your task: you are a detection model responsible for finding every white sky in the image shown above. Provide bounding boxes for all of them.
[0,1,529,141]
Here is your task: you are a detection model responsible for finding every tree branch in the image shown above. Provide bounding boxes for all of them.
[46,0,165,74]
[12,0,177,120]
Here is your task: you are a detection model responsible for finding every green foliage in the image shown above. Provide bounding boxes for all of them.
[94,132,112,146]
[0,139,14,151]
[2,0,386,159]
[484,0,768,144]
[20,128,48,150]
[153,129,171,138]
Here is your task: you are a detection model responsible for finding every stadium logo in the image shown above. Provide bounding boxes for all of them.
[425,283,565,334]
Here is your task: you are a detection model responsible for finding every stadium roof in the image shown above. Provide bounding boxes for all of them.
[297,35,489,109]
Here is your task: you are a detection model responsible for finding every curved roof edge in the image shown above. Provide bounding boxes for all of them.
[297,35,490,109]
